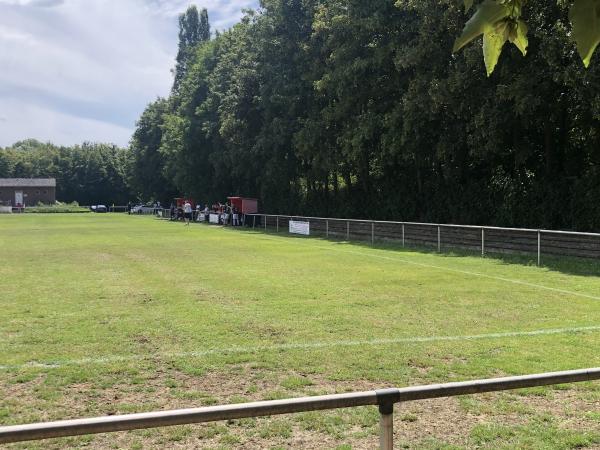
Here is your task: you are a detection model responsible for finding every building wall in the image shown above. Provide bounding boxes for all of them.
[0,186,56,206]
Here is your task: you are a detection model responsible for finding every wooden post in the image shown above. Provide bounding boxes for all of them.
[378,404,393,450]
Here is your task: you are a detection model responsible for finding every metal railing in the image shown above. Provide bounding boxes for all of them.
[108,206,164,214]
[108,206,128,213]
[246,214,600,264]
[1,368,599,448]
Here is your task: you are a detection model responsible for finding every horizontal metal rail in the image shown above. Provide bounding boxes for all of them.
[1,368,599,446]
[248,214,600,237]
[247,213,600,264]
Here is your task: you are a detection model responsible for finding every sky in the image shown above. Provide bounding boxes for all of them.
[0,0,258,148]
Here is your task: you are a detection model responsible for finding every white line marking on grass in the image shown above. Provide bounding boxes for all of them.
[328,247,600,301]
[2,325,599,371]
[251,233,600,301]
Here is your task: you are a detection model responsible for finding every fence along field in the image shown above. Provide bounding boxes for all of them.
[251,214,600,262]
[0,214,599,449]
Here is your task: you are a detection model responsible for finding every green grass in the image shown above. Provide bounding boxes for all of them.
[0,214,599,449]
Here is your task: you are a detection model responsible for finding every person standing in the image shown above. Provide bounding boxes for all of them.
[183,200,192,226]
[232,206,239,226]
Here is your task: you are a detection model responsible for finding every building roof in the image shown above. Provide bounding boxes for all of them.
[0,178,56,187]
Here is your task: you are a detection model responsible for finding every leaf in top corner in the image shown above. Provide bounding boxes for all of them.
[464,0,474,12]
[569,0,600,67]
[453,0,511,53]
[483,20,510,76]
[508,19,528,56]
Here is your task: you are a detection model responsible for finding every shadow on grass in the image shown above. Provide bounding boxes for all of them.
[227,225,600,279]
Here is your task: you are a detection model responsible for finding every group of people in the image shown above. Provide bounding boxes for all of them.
[169,201,243,227]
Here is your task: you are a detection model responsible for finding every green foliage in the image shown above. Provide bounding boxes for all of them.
[0,140,132,205]
[478,17,528,75]
[455,0,600,74]
[24,202,89,214]
[453,0,511,53]
[173,6,211,93]
[127,0,600,231]
[569,0,600,67]
[129,98,176,202]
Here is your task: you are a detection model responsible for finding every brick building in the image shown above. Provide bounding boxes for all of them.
[0,178,56,207]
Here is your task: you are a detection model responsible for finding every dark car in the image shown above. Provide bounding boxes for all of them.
[90,205,108,213]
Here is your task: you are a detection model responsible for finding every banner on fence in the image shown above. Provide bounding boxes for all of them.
[209,214,220,224]
[289,220,310,236]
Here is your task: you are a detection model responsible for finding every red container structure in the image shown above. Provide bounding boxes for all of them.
[227,197,258,214]
[174,198,196,209]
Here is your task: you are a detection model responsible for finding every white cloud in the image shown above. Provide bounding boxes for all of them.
[0,0,64,5]
[0,0,258,147]
[0,98,133,146]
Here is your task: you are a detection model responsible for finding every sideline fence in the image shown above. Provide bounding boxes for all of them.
[108,206,158,215]
[0,368,599,448]
[246,214,600,264]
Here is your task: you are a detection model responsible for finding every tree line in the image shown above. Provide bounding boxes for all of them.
[2,1,600,231]
[0,139,131,206]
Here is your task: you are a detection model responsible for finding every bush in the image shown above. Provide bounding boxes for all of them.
[25,202,89,214]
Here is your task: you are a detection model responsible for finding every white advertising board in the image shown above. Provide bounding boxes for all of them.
[209,214,220,224]
[289,220,310,236]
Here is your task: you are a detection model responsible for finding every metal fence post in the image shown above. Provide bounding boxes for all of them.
[264,215,267,231]
[537,230,541,266]
[402,224,405,247]
[371,222,375,245]
[253,215,256,229]
[481,228,485,257]
[276,216,279,233]
[346,221,350,241]
[437,226,441,252]
[326,219,329,238]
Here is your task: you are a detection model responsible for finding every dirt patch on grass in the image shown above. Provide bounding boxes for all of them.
[2,366,599,449]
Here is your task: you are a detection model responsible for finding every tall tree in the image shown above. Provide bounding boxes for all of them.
[129,98,175,202]
[126,0,600,231]
[172,6,211,93]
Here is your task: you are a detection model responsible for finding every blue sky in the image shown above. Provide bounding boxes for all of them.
[0,0,259,147]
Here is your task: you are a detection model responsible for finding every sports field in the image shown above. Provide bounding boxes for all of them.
[1,214,599,449]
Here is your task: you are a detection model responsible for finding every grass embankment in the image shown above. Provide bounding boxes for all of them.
[0,214,599,449]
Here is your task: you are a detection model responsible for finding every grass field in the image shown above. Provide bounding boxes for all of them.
[1,214,599,449]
